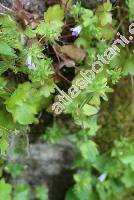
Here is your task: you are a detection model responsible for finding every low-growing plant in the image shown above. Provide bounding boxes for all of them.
[0,0,133,199]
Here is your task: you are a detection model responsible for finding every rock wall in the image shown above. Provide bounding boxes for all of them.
[11,142,75,200]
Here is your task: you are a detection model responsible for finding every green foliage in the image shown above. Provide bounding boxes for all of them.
[37,20,63,42]
[107,68,122,84]
[25,26,37,38]
[7,133,29,161]
[73,171,92,200]
[0,15,22,50]
[37,4,64,42]
[123,55,134,75]
[5,163,26,178]
[79,140,99,162]
[0,135,9,155]
[5,81,53,125]
[65,188,78,200]
[35,185,49,200]
[13,183,30,200]
[70,3,85,18]
[5,82,42,125]
[23,44,54,85]
[82,104,99,116]
[0,109,27,155]
[0,179,12,200]
[29,57,53,85]
[44,5,64,22]
[38,79,55,97]
[43,121,68,143]
[0,1,133,199]
[126,0,134,21]
[0,40,16,57]
[97,1,112,26]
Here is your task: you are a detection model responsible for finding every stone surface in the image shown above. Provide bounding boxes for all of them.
[18,0,46,16]
[12,141,75,200]
[0,0,12,7]
[0,0,46,16]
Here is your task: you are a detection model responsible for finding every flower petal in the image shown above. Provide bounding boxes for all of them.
[71,25,82,36]
[28,63,36,70]
[98,173,107,182]
[26,55,32,66]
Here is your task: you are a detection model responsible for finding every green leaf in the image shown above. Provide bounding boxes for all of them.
[0,179,12,200]
[0,137,9,155]
[0,77,7,90]
[5,163,25,178]
[0,109,23,134]
[38,80,55,97]
[121,170,134,188]
[107,69,122,84]
[0,61,13,75]
[97,1,112,26]
[87,116,100,136]
[0,40,16,57]
[37,21,63,42]
[81,10,94,27]
[127,0,134,21]
[101,25,116,40]
[13,183,30,200]
[96,183,107,200]
[35,185,49,200]
[13,104,38,125]
[99,12,112,26]
[73,171,95,200]
[123,56,134,75]
[103,0,112,12]
[43,122,68,143]
[25,26,36,38]
[90,94,101,106]
[5,82,42,125]
[79,140,99,162]
[44,5,64,22]
[65,188,78,200]
[82,104,99,116]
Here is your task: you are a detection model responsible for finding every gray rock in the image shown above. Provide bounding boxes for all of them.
[0,0,12,7]
[18,0,46,16]
[0,0,46,16]
[12,141,76,200]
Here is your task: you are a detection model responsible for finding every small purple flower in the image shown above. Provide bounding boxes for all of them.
[26,55,36,70]
[26,55,31,66]
[71,25,82,37]
[98,173,107,182]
